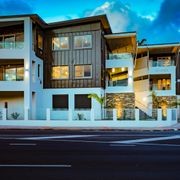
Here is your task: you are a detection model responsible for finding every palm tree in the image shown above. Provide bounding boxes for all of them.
[88,93,105,107]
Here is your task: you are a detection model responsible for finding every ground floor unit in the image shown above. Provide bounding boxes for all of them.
[0,88,179,128]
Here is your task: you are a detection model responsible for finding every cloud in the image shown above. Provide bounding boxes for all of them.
[84,1,151,40]
[150,0,180,43]
[0,0,33,15]
[84,0,180,43]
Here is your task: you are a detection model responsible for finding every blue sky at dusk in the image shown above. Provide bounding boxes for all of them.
[0,0,179,44]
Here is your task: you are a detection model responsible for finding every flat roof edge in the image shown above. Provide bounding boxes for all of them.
[104,32,136,39]
[138,42,180,48]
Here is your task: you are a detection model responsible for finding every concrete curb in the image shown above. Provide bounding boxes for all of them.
[0,125,180,131]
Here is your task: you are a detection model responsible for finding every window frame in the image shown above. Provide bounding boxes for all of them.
[37,33,43,50]
[52,36,69,51]
[74,35,92,49]
[74,64,92,79]
[51,65,69,80]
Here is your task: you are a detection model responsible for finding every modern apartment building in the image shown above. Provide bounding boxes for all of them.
[0,14,179,127]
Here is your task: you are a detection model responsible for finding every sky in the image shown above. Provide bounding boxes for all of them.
[0,0,179,44]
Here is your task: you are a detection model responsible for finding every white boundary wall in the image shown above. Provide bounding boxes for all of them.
[0,109,177,128]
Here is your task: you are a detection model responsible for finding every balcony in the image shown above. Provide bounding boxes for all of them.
[108,79,128,87]
[150,83,171,91]
[107,53,133,60]
[106,53,133,70]
[105,67,133,93]
[149,59,174,67]
[0,62,24,91]
[149,59,176,75]
[149,74,175,95]
[0,42,24,49]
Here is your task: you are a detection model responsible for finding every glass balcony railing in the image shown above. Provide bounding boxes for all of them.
[0,42,24,49]
[150,83,171,90]
[149,60,174,67]
[108,79,128,87]
[107,53,133,60]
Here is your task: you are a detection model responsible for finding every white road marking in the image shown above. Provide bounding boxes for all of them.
[134,143,180,147]
[9,143,36,146]
[111,135,180,144]
[110,144,136,147]
[0,164,71,168]
[49,139,108,144]
[19,135,98,140]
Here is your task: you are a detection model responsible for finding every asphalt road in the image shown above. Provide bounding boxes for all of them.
[0,129,180,180]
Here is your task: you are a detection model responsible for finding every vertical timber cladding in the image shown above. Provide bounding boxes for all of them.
[44,22,103,88]
[106,93,135,109]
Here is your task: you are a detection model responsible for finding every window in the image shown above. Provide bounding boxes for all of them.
[52,37,69,50]
[38,64,40,78]
[4,66,24,81]
[38,34,43,50]
[107,67,128,86]
[52,95,68,109]
[5,67,16,81]
[75,94,91,109]
[16,67,24,81]
[0,36,4,48]
[52,66,69,79]
[75,65,92,78]
[74,35,92,49]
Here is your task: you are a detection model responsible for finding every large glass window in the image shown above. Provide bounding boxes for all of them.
[150,75,171,90]
[75,65,92,78]
[5,68,16,81]
[74,35,92,49]
[52,37,69,50]
[52,66,69,79]
[16,67,24,81]
[38,34,43,50]
[107,67,128,86]
[4,66,24,81]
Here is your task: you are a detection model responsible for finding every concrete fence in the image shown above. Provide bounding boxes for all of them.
[0,108,178,128]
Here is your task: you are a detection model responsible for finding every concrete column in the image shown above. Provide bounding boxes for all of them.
[2,108,7,121]
[24,108,29,120]
[68,109,73,121]
[135,109,139,121]
[113,109,117,121]
[24,17,32,120]
[91,109,95,121]
[167,109,172,122]
[157,109,162,121]
[46,108,51,121]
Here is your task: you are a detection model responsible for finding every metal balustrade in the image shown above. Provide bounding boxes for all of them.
[107,53,133,60]
[149,60,174,67]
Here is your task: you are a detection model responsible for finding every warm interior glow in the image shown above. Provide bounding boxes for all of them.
[52,66,69,79]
